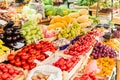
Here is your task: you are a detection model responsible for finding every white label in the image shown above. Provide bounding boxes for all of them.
[44,51,53,56]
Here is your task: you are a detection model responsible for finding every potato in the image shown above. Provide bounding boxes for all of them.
[45,75,49,79]
[40,78,46,80]
[32,76,39,80]
[38,73,44,78]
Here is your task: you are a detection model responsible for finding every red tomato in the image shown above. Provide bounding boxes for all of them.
[23,64,30,70]
[27,57,35,63]
[8,54,15,60]
[40,54,46,61]
[21,60,26,65]
[8,69,15,74]
[1,73,9,79]
[21,54,29,60]
[15,61,21,67]
[2,68,8,73]
[15,57,21,62]
[60,65,67,71]
[17,52,23,56]
[35,44,41,49]
[10,60,15,65]
[29,63,36,70]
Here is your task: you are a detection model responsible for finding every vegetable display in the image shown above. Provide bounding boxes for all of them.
[8,41,57,70]
[0,21,26,50]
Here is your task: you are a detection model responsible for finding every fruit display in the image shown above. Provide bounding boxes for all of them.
[58,22,85,39]
[102,39,120,51]
[0,1,119,80]
[0,64,24,80]
[97,57,115,77]
[0,40,9,56]
[47,15,73,30]
[8,41,57,70]
[64,34,95,56]
[112,31,120,38]
[53,56,80,72]
[0,21,26,50]
[91,42,116,59]
[20,20,44,44]
[74,73,97,80]
[31,73,49,80]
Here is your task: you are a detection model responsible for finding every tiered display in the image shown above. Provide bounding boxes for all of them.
[0,0,119,80]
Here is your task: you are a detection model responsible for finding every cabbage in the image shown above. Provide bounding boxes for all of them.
[45,5,55,16]
[22,6,42,20]
[54,7,63,16]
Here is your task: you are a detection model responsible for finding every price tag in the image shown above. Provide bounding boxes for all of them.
[44,51,53,56]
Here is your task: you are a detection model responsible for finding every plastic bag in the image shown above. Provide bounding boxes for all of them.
[26,65,62,80]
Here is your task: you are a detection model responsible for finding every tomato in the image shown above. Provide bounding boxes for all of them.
[1,73,8,79]
[15,57,20,62]
[17,52,23,56]
[29,63,36,70]
[40,54,45,61]
[60,65,67,71]
[23,64,30,70]
[6,64,12,69]
[21,60,26,65]
[27,57,34,63]
[58,58,66,66]
[66,62,73,68]
[10,60,15,65]
[2,68,8,73]
[36,55,41,60]
[8,54,15,60]
[8,69,14,74]
[21,54,29,60]
[35,44,41,49]
[15,61,21,67]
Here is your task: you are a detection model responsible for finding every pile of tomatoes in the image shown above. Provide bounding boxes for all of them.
[8,41,57,70]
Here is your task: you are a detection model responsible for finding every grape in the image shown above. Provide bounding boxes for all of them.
[91,42,116,59]
[58,22,85,39]
[20,21,44,44]
[112,31,120,38]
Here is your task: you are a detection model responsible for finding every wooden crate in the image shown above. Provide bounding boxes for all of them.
[62,48,93,80]
[0,50,11,63]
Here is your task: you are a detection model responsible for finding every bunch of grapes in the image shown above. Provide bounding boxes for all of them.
[91,42,116,59]
[58,22,85,39]
[20,21,44,44]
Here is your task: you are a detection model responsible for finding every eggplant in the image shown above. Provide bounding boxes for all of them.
[4,21,14,30]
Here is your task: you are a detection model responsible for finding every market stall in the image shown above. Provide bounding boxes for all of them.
[0,0,120,80]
